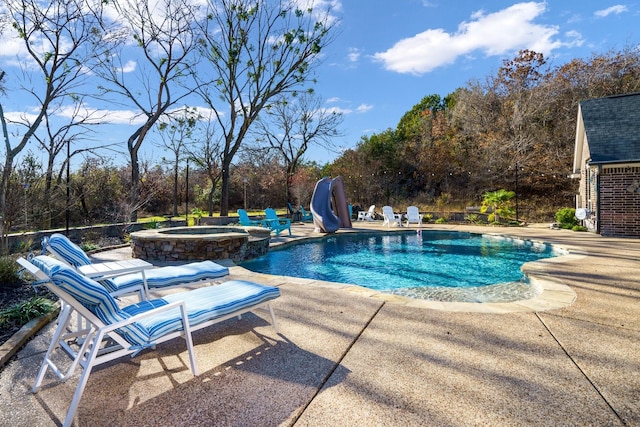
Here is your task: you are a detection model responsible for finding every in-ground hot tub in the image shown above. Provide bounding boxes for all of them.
[130,226,271,263]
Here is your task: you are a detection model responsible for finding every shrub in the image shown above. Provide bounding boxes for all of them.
[423,213,433,223]
[0,256,21,288]
[465,214,484,224]
[144,219,161,229]
[435,217,447,224]
[555,208,579,228]
[572,225,588,232]
[80,242,99,252]
[0,296,56,327]
[13,239,34,253]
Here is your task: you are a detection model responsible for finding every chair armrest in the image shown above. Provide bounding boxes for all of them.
[110,284,146,301]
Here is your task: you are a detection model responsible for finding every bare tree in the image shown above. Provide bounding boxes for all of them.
[0,0,104,251]
[33,100,115,228]
[253,93,342,203]
[185,114,224,216]
[195,0,338,215]
[155,107,198,216]
[94,0,201,220]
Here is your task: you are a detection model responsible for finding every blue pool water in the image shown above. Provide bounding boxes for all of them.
[240,231,562,303]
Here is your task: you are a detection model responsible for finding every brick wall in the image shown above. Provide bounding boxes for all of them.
[599,167,640,237]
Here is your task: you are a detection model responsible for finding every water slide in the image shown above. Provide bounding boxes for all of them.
[310,176,353,233]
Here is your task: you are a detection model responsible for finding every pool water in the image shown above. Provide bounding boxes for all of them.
[240,231,562,303]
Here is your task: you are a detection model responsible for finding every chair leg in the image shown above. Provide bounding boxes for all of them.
[33,305,73,392]
[179,303,199,376]
[267,303,279,334]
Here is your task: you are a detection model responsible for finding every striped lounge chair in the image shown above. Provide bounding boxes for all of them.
[43,233,229,297]
[18,255,281,427]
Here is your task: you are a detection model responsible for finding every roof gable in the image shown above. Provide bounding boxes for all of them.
[579,92,640,164]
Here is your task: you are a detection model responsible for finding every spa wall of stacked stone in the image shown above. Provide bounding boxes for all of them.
[130,226,271,263]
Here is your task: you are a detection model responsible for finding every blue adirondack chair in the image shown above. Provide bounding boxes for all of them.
[237,209,262,226]
[299,205,313,222]
[262,208,292,236]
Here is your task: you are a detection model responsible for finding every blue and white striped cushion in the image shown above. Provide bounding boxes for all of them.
[30,254,65,277]
[104,261,229,293]
[122,280,281,341]
[31,255,152,347]
[46,233,93,268]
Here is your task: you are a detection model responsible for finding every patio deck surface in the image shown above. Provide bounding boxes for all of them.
[1,222,638,426]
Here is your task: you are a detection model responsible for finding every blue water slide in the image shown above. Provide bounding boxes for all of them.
[310,177,340,233]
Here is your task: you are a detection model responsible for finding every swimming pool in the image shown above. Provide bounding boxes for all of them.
[240,231,563,303]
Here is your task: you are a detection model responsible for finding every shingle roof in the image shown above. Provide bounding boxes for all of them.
[580,92,640,164]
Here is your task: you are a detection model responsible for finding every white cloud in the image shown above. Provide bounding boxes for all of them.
[326,97,341,103]
[594,5,628,17]
[348,48,361,62]
[322,106,352,114]
[118,60,138,73]
[356,104,373,113]
[372,2,577,75]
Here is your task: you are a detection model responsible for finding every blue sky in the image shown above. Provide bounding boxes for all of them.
[1,0,639,168]
[309,0,638,163]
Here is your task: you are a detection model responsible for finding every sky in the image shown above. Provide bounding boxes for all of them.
[1,0,639,168]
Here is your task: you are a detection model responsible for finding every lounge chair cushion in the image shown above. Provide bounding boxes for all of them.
[105,261,230,293]
[44,233,230,293]
[31,255,151,347]
[45,233,93,268]
[123,281,281,341]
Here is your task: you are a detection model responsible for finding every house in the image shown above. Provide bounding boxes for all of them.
[571,92,640,238]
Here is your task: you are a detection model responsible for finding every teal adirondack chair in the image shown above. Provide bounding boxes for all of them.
[299,205,313,222]
[237,209,262,226]
[262,208,292,236]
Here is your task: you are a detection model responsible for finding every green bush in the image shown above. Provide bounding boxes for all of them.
[423,213,433,223]
[572,225,588,232]
[465,214,484,224]
[0,256,21,288]
[555,208,579,228]
[0,296,56,327]
[144,219,161,229]
[80,242,99,252]
[435,217,447,224]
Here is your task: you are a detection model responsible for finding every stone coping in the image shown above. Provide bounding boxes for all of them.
[130,225,271,240]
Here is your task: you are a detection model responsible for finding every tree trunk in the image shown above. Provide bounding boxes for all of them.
[130,150,140,222]
[219,161,231,216]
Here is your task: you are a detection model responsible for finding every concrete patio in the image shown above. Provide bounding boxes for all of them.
[1,222,638,426]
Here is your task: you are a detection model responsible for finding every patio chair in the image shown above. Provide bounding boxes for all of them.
[299,205,313,222]
[262,208,292,236]
[43,234,229,298]
[18,255,280,427]
[287,202,302,222]
[382,206,402,227]
[405,206,424,227]
[237,209,262,226]
[357,205,375,221]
